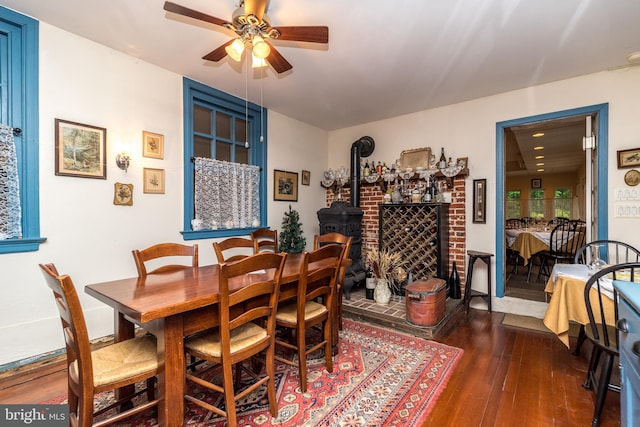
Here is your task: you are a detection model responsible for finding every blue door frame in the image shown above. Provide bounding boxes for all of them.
[495,103,609,298]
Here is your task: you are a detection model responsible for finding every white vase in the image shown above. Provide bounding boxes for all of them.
[374,279,392,304]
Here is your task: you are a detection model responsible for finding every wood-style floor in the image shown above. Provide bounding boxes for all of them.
[0,308,620,426]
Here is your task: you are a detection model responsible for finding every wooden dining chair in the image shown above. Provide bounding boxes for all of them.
[274,244,343,392]
[213,237,255,263]
[582,262,640,427]
[183,252,287,427]
[251,228,279,253]
[505,218,526,275]
[39,263,159,426]
[132,242,198,277]
[574,240,640,266]
[536,219,586,282]
[570,240,640,356]
[313,232,353,330]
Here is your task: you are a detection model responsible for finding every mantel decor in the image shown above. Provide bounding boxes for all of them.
[274,169,298,201]
[473,179,486,224]
[55,119,106,179]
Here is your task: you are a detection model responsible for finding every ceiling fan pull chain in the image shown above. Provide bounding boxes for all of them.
[245,51,249,149]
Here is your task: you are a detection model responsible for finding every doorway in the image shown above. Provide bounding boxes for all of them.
[495,104,609,308]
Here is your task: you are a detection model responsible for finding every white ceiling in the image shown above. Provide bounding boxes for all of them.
[3,0,640,131]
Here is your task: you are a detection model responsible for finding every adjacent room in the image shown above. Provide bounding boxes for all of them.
[1,1,640,426]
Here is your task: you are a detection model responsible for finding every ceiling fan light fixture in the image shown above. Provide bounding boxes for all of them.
[225,38,245,62]
[252,35,271,59]
[252,52,268,68]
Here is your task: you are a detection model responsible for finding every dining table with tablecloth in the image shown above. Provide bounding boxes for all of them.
[542,263,615,349]
[506,228,551,266]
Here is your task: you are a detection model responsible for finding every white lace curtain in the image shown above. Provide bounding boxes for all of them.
[194,157,260,229]
[0,124,22,239]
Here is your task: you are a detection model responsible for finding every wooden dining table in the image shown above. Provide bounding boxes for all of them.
[84,253,340,427]
[542,263,615,349]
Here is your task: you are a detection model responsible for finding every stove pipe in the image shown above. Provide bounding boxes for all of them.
[350,143,361,207]
[350,136,375,208]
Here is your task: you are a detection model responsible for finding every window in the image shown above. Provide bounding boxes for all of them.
[529,189,545,219]
[506,190,521,218]
[182,78,267,240]
[0,7,45,253]
[553,187,571,219]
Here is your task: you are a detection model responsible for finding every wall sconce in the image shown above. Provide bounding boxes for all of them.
[116,153,130,172]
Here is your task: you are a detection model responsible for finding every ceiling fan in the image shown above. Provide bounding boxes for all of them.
[163,0,329,73]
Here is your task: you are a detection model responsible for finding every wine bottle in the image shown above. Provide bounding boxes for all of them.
[439,147,447,169]
[363,161,370,176]
[449,261,461,299]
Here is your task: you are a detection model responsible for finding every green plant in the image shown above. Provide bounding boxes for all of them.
[278,205,306,253]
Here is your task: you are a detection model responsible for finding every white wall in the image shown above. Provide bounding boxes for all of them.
[328,66,640,317]
[0,24,328,367]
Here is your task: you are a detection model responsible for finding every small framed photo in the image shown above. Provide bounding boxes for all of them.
[143,168,165,194]
[473,179,486,224]
[274,169,298,201]
[113,182,133,206]
[617,148,640,169]
[55,119,106,179]
[531,178,542,189]
[142,131,164,159]
[456,157,468,168]
[302,170,311,186]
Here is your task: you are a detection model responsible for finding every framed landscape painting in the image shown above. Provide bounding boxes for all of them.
[55,119,106,179]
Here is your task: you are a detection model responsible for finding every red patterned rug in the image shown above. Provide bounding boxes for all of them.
[44,319,463,426]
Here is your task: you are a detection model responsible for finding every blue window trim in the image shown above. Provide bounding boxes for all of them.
[0,7,46,254]
[181,78,267,240]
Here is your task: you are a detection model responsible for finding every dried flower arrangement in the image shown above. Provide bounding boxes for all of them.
[366,248,405,282]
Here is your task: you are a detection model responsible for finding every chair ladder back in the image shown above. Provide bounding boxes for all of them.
[213,237,255,263]
[251,228,279,253]
[133,243,198,277]
[218,252,286,335]
[39,264,95,408]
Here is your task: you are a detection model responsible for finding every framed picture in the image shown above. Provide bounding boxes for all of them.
[113,182,133,206]
[142,131,164,159]
[473,179,486,224]
[617,148,640,169]
[55,119,106,179]
[302,170,311,186]
[274,169,298,201]
[456,157,468,168]
[143,168,165,194]
[531,178,542,189]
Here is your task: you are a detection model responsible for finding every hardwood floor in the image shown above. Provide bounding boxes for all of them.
[0,308,620,426]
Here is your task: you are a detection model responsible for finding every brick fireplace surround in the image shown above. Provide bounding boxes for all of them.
[323,175,468,287]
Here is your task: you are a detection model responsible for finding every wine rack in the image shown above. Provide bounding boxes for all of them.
[378,203,450,281]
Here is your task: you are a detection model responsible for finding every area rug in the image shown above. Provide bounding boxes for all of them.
[43,319,463,426]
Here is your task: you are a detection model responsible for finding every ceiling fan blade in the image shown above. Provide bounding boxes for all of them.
[274,26,329,43]
[202,40,234,62]
[266,44,292,73]
[244,0,268,21]
[163,1,231,27]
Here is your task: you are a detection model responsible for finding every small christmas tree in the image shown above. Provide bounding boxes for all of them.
[279,205,306,253]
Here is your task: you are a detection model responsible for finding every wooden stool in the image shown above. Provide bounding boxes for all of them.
[464,250,493,313]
